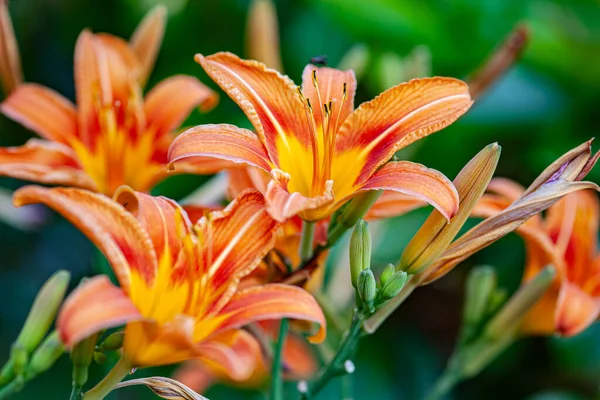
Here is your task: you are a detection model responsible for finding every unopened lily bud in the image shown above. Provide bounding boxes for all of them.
[376,51,404,90]
[463,266,497,326]
[357,269,377,308]
[16,270,70,354]
[98,331,124,351]
[485,265,555,340]
[246,0,282,71]
[328,190,382,246]
[26,331,64,378]
[379,264,395,286]
[338,43,370,80]
[380,270,408,300]
[70,333,98,389]
[93,351,107,365]
[0,0,23,94]
[350,220,371,287]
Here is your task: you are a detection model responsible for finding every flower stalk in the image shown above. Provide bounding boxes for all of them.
[82,357,131,400]
[270,319,289,400]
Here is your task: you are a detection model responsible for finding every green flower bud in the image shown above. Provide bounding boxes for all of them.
[93,351,107,365]
[379,264,395,286]
[15,270,70,354]
[328,191,382,246]
[98,331,124,351]
[70,333,98,389]
[350,220,372,288]
[380,270,408,300]
[357,269,377,308]
[463,266,497,326]
[26,331,64,378]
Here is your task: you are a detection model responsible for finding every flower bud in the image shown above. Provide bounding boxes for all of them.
[338,43,370,80]
[463,266,497,326]
[26,331,64,378]
[349,220,371,287]
[93,351,107,365]
[380,270,408,300]
[328,191,382,246]
[98,331,124,351]
[357,269,377,308]
[16,270,70,354]
[246,0,282,71]
[379,264,395,286]
[70,333,98,389]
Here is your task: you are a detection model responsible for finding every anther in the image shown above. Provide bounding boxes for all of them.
[312,70,318,87]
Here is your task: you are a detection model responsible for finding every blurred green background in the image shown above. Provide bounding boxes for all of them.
[1,0,600,399]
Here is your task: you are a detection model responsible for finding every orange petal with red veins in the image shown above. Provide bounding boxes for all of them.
[196,329,261,382]
[0,0,22,94]
[365,191,426,220]
[227,167,270,198]
[74,30,100,146]
[95,34,141,103]
[57,276,142,347]
[196,52,310,165]
[169,124,274,173]
[265,170,334,222]
[13,186,157,288]
[301,65,356,132]
[0,139,96,190]
[336,77,473,183]
[358,161,459,221]
[1,84,77,144]
[197,189,280,311]
[114,186,191,266]
[145,75,218,138]
[555,281,600,337]
[129,5,166,85]
[215,283,326,344]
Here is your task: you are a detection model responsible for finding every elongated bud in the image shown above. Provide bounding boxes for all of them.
[379,264,395,286]
[357,269,377,308]
[485,265,555,340]
[400,143,501,275]
[129,4,167,86]
[338,43,370,80]
[380,270,408,300]
[376,52,404,90]
[16,270,70,354]
[93,351,107,365]
[246,0,282,71]
[328,190,382,246]
[349,220,371,287]
[26,331,64,378]
[463,266,497,326]
[0,0,23,94]
[98,331,124,351]
[70,333,98,389]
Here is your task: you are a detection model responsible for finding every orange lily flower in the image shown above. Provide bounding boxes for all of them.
[174,320,317,394]
[168,52,473,222]
[13,186,325,376]
[0,7,220,196]
[475,180,600,337]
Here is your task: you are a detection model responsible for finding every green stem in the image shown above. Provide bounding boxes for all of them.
[299,221,316,262]
[271,319,289,400]
[363,276,418,333]
[424,369,460,400]
[82,357,131,400]
[303,315,363,399]
[70,385,83,400]
[0,376,24,399]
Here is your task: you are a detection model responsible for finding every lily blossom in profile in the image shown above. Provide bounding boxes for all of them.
[476,184,600,337]
[168,52,473,222]
[0,6,220,195]
[13,186,325,381]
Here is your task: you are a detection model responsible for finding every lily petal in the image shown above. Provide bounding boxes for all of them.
[57,276,142,347]
[169,124,274,172]
[145,75,218,139]
[74,30,100,146]
[195,52,309,165]
[13,186,157,288]
[114,186,191,267]
[196,330,261,382]
[197,190,280,312]
[0,139,96,190]
[264,169,334,222]
[301,65,356,133]
[357,161,459,221]
[129,4,167,85]
[555,281,600,337]
[1,84,77,144]
[0,0,22,94]
[365,191,426,220]
[215,283,326,344]
[336,77,473,184]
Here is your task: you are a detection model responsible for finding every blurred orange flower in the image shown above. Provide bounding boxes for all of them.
[168,52,473,222]
[13,186,325,376]
[0,7,222,195]
[476,180,600,337]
